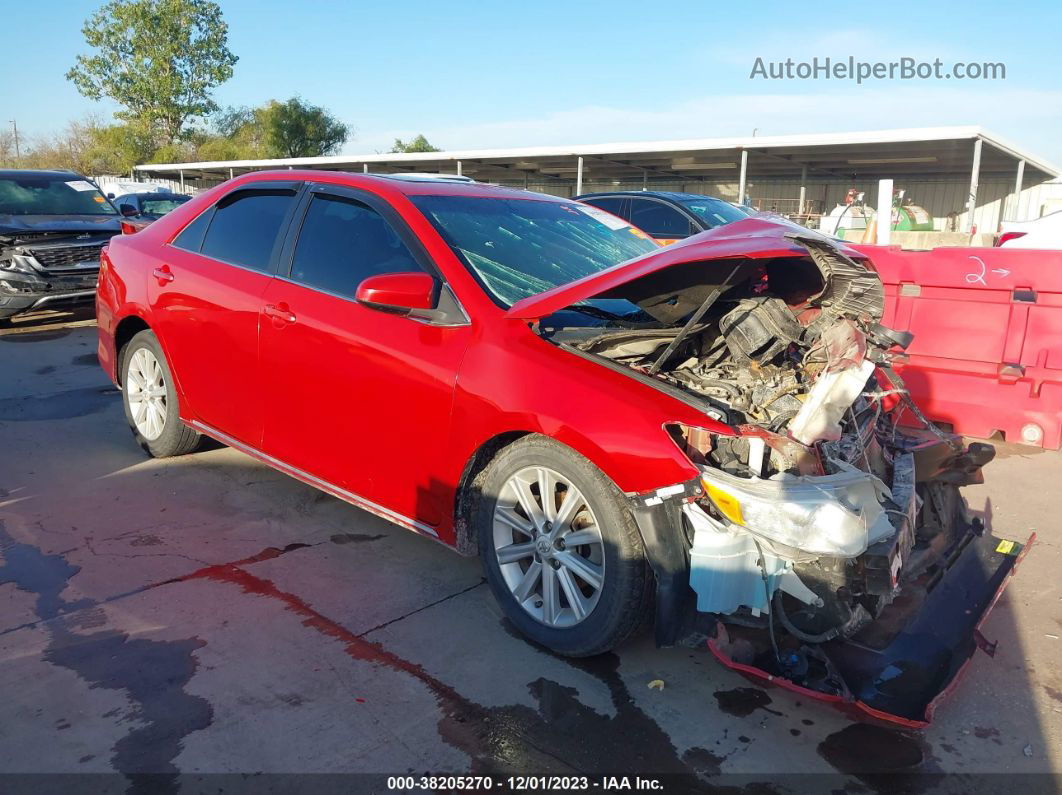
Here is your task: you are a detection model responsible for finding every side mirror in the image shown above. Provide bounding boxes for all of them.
[119,204,138,217]
[355,272,437,313]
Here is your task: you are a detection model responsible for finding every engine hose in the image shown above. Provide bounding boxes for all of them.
[772,590,843,644]
[751,538,782,667]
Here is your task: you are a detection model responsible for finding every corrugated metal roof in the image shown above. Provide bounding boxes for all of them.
[135,126,1059,181]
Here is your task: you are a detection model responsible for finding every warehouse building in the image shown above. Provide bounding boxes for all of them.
[135,126,1059,238]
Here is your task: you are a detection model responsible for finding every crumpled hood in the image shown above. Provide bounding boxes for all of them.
[0,214,123,238]
[506,217,865,321]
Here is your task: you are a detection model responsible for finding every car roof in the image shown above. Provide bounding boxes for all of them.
[0,169,83,180]
[576,190,728,203]
[235,169,568,202]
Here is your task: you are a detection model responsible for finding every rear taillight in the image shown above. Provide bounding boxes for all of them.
[997,231,1027,246]
[120,221,138,235]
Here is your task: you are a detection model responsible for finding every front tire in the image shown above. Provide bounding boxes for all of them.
[120,330,201,457]
[475,435,652,656]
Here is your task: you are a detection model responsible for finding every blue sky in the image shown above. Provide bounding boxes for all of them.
[3,0,1061,165]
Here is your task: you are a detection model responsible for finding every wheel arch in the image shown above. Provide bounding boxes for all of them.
[111,316,192,418]
[113,315,152,384]
[453,430,534,556]
[452,428,655,556]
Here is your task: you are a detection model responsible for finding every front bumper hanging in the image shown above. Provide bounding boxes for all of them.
[706,529,1033,728]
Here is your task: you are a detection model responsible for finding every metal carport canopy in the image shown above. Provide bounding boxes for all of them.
[134,126,1059,185]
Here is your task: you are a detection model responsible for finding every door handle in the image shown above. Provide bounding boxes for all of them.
[264,303,297,324]
[152,265,174,284]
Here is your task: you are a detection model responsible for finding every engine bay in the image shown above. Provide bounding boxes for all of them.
[537,232,1020,722]
[545,235,906,479]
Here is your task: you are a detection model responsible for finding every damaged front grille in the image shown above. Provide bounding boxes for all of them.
[25,243,105,272]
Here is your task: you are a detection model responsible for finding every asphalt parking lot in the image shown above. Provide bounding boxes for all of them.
[1,307,1060,792]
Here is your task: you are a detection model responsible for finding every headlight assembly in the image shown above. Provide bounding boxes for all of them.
[0,253,41,276]
[699,467,887,557]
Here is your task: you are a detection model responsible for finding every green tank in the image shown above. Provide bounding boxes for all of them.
[892,202,934,231]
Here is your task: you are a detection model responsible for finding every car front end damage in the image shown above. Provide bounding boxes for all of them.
[0,230,108,319]
[535,221,1031,726]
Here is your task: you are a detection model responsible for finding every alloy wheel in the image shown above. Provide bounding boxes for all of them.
[492,465,605,628]
[126,347,168,441]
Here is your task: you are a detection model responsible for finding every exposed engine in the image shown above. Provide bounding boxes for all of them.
[556,235,905,480]
[546,232,997,668]
[540,227,1020,723]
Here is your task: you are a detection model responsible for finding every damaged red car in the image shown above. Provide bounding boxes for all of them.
[96,171,1028,727]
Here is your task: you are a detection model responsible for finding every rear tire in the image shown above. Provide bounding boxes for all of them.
[475,435,652,656]
[120,329,201,458]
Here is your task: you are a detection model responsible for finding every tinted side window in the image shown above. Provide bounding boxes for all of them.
[171,208,213,252]
[200,190,296,271]
[582,197,627,219]
[289,194,421,298]
[629,199,692,237]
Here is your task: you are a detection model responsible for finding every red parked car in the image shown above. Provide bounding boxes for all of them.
[97,171,1025,726]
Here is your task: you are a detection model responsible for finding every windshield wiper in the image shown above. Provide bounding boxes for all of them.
[568,304,653,327]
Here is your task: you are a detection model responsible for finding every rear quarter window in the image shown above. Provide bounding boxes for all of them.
[171,208,213,252]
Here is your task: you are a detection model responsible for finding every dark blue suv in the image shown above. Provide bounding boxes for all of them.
[575,190,751,244]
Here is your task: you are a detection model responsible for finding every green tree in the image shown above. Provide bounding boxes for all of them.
[192,105,267,160]
[260,98,349,158]
[84,122,157,173]
[14,117,158,174]
[66,0,238,144]
[193,98,349,160]
[391,134,440,153]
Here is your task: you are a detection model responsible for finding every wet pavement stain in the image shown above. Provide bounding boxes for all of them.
[817,723,937,794]
[0,386,119,421]
[0,522,213,791]
[0,526,93,621]
[34,365,56,375]
[0,329,71,343]
[973,726,1003,745]
[330,533,386,545]
[71,352,99,366]
[189,560,777,792]
[713,687,783,718]
[228,539,310,564]
[682,747,726,777]
[45,629,212,789]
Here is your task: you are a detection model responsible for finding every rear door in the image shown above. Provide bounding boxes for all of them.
[627,197,696,244]
[259,184,472,527]
[152,182,301,446]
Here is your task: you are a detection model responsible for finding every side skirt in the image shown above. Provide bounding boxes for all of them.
[187,420,443,543]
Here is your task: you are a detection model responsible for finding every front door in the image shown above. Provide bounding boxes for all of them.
[259,186,472,527]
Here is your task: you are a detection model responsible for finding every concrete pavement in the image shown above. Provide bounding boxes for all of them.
[1,307,1059,792]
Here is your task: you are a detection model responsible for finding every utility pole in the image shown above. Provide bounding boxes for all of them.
[9,119,21,165]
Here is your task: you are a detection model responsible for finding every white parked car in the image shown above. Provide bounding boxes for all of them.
[997,210,1062,249]
[96,180,172,200]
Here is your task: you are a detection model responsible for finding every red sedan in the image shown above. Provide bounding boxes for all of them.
[97,171,1024,726]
